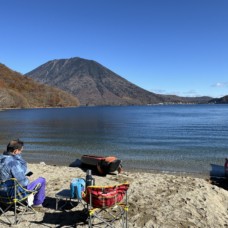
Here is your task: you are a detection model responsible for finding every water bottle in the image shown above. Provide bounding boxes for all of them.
[86,169,95,187]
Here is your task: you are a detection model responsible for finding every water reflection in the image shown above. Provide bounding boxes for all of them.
[0,105,228,174]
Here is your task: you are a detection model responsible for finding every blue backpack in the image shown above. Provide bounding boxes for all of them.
[70,178,85,199]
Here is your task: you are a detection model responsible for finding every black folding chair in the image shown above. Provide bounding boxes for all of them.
[0,178,37,225]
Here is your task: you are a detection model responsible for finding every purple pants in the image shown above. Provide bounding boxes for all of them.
[27,177,46,206]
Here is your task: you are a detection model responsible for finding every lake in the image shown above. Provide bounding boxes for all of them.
[0,105,227,175]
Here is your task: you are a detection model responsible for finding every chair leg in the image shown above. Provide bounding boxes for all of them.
[88,209,94,228]
[14,202,17,224]
[90,208,118,228]
[0,206,13,225]
[88,214,92,228]
[10,201,35,225]
[125,207,128,228]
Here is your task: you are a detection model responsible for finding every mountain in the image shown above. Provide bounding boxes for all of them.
[25,57,212,106]
[0,63,79,109]
[209,95,228,104]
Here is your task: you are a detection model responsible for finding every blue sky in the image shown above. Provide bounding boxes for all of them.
[1,0,228,98]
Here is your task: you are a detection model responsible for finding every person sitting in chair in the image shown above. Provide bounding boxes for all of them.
[0,139,46,207]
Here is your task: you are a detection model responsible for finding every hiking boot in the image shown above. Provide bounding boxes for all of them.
[32,204,45,212]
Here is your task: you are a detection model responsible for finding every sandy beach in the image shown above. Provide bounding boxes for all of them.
[0,163,228,228]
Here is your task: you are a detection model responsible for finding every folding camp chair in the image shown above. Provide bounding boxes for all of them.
[83,183,129,228]
[0,178,37,225]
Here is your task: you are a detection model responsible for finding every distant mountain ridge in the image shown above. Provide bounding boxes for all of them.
[0,63,79,109]
[25,57,212,106]
[209,95,228,104]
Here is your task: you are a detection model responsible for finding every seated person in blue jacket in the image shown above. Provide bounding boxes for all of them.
[0,139,46,207]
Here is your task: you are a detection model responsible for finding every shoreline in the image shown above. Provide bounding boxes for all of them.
[27,159,211,179]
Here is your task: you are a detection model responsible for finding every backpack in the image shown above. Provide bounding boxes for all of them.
[70,178,85,199]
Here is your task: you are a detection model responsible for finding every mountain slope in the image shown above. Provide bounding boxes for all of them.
[25,57,212,106]
[209,95,228,104]
[0,63,80,109]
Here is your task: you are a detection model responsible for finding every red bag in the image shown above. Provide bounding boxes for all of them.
[83,183,129,208]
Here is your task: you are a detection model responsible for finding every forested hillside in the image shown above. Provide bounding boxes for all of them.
[0,63,80,109]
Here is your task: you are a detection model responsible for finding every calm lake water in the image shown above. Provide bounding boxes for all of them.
[0,105,227,175]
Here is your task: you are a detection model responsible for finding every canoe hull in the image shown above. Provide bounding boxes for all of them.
[81,155,122,174]
[81,155,105,166]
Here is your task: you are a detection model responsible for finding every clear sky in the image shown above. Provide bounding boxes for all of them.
[1,0,228,98]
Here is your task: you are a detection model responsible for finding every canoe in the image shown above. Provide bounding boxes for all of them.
[81,155,105,166]
[81,155,122,174]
